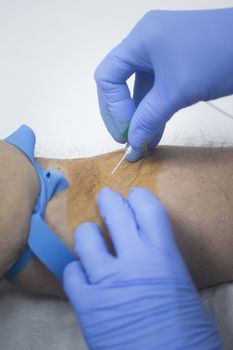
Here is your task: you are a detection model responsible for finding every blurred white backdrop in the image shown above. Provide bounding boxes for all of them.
[0,0,233,158]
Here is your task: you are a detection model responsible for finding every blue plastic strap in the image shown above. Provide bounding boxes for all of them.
[5,246,33,279]
[5,213,77,282]
[4,125,77,281]
[28,213,77,282]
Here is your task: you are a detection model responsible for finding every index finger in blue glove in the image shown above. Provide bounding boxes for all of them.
[63,261,87,287]
[96,86,127,143]
[97,187,141,258]
[74,222,114,283]
[95,45,136,143]
[63,261,94,312]
[63,261,87,303]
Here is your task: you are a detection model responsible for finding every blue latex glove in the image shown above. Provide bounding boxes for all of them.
[64,188,221,350]
[95,9,233,162]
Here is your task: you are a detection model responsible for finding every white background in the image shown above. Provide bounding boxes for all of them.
[0,0,233,158]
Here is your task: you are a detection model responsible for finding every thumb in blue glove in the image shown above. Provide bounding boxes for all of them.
[63,187,221,350]
[95,9,233,161]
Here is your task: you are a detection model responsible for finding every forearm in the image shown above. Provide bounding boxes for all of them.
[45,147,233,293]
[0,141,39,276]
[3,146,233,297]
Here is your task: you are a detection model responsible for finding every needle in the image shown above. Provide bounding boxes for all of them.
[112,146,132,175]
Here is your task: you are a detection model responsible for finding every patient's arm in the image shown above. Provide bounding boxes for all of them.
[1,142,233,296]
[0,141,39,276]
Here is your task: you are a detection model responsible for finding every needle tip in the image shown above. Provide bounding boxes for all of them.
[111,145,132,175]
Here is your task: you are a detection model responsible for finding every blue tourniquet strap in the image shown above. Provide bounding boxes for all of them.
[28,213,76,281]
[4,125,77,282]
[5,246,33,278]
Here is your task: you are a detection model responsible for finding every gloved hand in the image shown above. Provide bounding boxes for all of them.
[95,9,233,161]
[63,188,221,350]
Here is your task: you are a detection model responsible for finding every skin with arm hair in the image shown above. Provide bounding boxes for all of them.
[0,140,39,276]
[0,141,233,296]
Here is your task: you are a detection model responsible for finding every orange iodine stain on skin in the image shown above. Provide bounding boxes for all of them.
[105,150,162,196]
[66,157,102,234]
[38,150,163,246]
[66,149,163,235]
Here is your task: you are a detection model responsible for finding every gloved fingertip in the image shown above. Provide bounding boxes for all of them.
[97,188,126,220]
[101,108,126,143]
[63,261,77,280]
[97,188,116,209]
[63,261,87,287]
[74,222,96,246]
[128,127,151,149]
[128,187,156,201]
[97,87,126,144]
[147,139,159,150]
[111,130,127,144]
[98,187,113,199]
[126,147,144,162]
